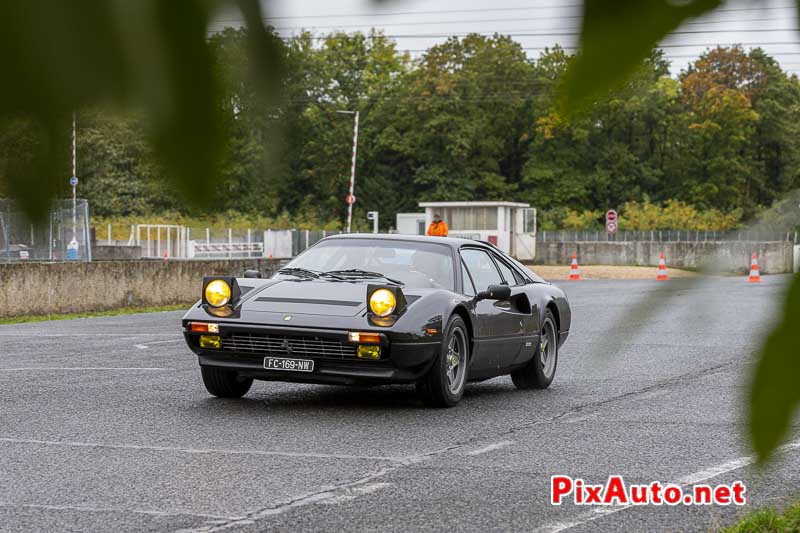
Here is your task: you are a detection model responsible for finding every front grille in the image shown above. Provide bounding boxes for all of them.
[221,332,356,359]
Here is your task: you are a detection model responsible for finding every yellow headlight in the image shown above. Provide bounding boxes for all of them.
[369,288,396,317]
[205,280,231,307]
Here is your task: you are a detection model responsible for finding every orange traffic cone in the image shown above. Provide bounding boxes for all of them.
[568,252,581,280]
[656,252,669,281]
[748,252,761,283]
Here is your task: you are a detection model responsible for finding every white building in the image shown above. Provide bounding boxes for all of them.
[396,201,537,260]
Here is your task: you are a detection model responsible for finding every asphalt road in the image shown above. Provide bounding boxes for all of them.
[1,276,799,532]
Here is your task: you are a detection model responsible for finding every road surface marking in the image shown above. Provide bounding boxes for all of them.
[179,466,402,533]
[0,501,236,520]
[537,439,800,532]
[0,437,402,462]
[466,440,514,456]
[180,445,466,533]
[0,367,168,372]
[134,339,184,350]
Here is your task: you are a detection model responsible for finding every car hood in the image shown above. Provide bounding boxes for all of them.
[240,279,370,317]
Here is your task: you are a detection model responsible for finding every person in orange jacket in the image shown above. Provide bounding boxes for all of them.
[427,213,448,237]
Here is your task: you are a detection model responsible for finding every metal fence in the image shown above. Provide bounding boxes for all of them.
[0,199,92,262]
[116,225,340,259]
[538,229,799,243]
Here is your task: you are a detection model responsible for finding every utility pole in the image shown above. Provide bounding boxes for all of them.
[336,110,359,233]
[67,111,80,260]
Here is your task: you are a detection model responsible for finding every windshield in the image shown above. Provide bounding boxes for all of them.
[279,239,455,290]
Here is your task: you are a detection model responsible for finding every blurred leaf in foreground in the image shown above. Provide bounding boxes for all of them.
[560,0,722,113]
[561,0,800,465]
[749,273,800,462]
[0,0,280,221]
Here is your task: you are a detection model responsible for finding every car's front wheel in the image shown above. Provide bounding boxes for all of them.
[417,315,469,407]
[201,366,253,398]
[511,309,558,389]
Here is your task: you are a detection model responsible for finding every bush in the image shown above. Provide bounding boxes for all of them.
[620,200,741,231]
[538,208,602,230]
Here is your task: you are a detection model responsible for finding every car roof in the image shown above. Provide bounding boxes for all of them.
[320,233,491,250]
[312,233,546,284]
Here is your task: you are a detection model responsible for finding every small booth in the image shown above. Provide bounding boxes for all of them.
[396,201,536,259]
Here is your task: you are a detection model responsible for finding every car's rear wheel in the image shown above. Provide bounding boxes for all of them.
[201,366,253,398]
[417,315,469,407]
[511,309,558,390]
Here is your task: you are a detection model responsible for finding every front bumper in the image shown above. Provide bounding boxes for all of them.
[184,322,440,385]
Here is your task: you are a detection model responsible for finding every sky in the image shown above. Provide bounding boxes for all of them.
[210,0,800,75]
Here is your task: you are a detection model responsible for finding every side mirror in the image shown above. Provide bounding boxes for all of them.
[476,284,511,302]
[243,269,262,279]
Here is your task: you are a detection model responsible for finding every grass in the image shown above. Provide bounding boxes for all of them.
[722,500,800,532]
[0,304,189,325]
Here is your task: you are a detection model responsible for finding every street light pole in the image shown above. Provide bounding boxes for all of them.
[337,110,359,233]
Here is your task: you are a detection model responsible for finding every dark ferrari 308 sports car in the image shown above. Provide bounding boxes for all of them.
[182,234,571,407]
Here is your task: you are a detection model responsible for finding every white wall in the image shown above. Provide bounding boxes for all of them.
[396,213,426,235]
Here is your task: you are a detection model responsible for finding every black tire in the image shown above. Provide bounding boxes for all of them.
[511,309,558,390]
[417,315,469,407]
[201,366,253,398]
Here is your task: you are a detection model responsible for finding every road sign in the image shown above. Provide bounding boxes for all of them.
[69,176,78,187]
[605,209,618,234]
[346,194,356,205]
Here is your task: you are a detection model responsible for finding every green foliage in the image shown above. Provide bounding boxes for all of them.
[748,272,800,462]
[538,208,602,230]
[17,34,797,232]
[620,200,741,231]
[560,0,722,113]
[558,2,800,465]
[0,0,280,221]
[0,305,188,325]
[721,499,800,532]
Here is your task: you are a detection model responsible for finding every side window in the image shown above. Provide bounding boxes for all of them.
[493,256,525,286]
[461,261,476,297]
[461,249,503,292]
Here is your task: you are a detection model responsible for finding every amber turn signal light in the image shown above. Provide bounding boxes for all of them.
[190,322,219,333]
[348,332,381,344]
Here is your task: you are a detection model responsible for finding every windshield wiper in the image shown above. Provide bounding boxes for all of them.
[278,267,347,281]
[277,267,321,279]
[323,269,405,286]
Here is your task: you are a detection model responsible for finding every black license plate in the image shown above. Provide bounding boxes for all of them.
[264,357,315,373]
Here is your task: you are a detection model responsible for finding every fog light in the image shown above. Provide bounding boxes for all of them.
[357,345,381,359]
[199,335,221,349]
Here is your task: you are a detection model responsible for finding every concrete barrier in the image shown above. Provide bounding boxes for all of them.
[0,259,287,319]
[92,245,144,261]
[533,241,794,274]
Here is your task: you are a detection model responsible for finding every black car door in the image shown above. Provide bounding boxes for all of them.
[460,248,525,376]
[488,251,540,367]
